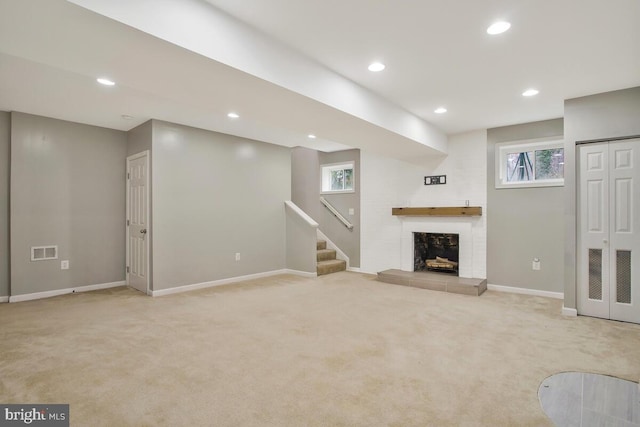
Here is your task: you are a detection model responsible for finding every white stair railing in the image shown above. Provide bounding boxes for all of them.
[320,197,354,230]
[285,201,319,228]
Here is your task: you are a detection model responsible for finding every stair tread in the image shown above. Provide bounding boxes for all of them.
[317,259,345,265]
[317,249,336,255]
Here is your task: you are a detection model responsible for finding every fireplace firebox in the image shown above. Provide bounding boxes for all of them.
[414,232,459,275]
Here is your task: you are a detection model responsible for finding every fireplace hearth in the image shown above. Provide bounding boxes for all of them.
[414,232,459,275]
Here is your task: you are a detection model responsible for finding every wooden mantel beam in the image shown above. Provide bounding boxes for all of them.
[391,207,482,217]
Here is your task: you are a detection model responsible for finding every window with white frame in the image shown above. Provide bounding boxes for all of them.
[495,138,564,188]
[321,162,354,193]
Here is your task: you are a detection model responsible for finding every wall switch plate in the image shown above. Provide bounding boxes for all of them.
[424,175,446,185]
[348,208,355,215]
[61,260,69,270]
[532,259,541,270]
[235,253,241,261]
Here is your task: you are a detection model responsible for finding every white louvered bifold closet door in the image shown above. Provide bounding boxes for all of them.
[578,139,639,324]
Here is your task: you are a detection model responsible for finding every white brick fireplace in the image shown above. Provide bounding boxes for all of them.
[401,217,476,278]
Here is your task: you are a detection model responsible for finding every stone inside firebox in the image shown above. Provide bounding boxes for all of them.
[414,232,459,275]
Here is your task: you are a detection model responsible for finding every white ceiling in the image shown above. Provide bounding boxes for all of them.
[204,0,640,134]
[1,0,638,159]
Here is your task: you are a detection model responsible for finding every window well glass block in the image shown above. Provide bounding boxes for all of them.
[506,151,534,182]
[535,148,564,180]
[616,250,631,304]
[588,249,602,300]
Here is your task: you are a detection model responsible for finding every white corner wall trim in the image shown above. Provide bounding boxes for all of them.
[487,283,564,300]
[0,296,8,303]
[8,280,126,303]
[562,306,578,317]
[151,269,317,297]
[347,267,362,273]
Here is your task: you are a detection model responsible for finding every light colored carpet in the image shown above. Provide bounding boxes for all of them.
[0,272,638,426]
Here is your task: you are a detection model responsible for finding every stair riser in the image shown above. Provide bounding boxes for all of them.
[317,249,337,262]
[317,260,347,276]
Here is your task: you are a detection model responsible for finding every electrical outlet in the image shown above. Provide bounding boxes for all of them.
[61,260,69,270]
[235,253,241,261]
[348,208,355,215]
[532,258,540,271]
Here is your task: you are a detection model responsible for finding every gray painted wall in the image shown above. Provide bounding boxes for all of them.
[291,147,361,268]
[319,150,360,267]
[127,120,152,156]
[291,147,321,221]
[487,119,564,292]
[285,202,317,273]
[0,112,9,297]
[151,121,291,290]
[10,112,127,295]
[563,86,640,309]
[127,120,153,288]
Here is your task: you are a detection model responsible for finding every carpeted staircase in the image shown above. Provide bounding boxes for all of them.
[316,240,346,275]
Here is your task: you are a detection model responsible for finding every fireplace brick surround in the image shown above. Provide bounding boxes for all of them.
[377,216,487,296]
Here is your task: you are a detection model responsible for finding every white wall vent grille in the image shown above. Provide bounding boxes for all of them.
[31,245,58,261]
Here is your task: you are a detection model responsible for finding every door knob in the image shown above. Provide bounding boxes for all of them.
[140,229,147,234]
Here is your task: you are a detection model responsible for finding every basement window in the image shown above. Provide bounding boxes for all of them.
[495,138,564,189]
[321,162,354,194]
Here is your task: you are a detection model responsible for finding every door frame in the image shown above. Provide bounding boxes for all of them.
[126,150,150,295]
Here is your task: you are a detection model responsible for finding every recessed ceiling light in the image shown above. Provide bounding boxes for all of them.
[96,77,115,86]
[522,89,539,97]
[227,112,240,118]
[434,107,447,114]
[368,62,385,72]
[487,21,511,35]
[308,134,316,139]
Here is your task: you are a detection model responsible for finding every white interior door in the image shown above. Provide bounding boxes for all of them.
[578,139,639,323]
[126,151,150,295]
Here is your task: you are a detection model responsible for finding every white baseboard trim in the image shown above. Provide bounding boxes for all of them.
[9,280,126,303]
[284,269,318,278]
[487,283,564,300]
[562,306,578,317]
[0,296,8,303]
[347,267,361,273]
[151,269,316,297]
